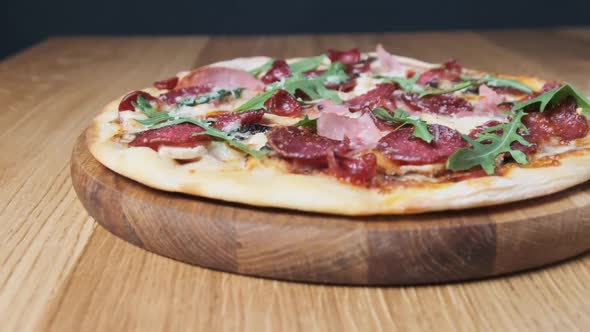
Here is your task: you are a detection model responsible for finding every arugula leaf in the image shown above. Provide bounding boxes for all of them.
[446,110,530,175]
[132,96,159,117]
[319,62,349,86]
[293,115,317,130]
[235,72,343,112]
[177,88,242,106]
[132,96,172,125]
[378,72,423,94]
[510,83,590,116]
[461,74,533,94]
[234,89,275,112]
[289,55,326,74]
[372,108,433,143]
[249,59,274,76]
[418,81,472,97]
[150,118,268,159]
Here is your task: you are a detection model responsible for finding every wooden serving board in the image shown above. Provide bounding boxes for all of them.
[71,134,590,285]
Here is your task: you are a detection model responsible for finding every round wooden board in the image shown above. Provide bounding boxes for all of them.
[71,134,590,285]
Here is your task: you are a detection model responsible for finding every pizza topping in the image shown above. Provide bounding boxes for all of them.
[312,99,350,116]
[249,59,274,77]
[511,83,590,116]
[158,86,213,104]
[375,44,403,75]
[153,77,179,90]
[317,111,387,149]
[209,109,265,132]
[377,124,466,165]
[177,66,265,91]
[447,110,531,174]
[372,108,434,142]
[129,123,209,150]
[401,93,473,115]
[327,48,361,64]
[119,91,158,112]
[161,87,242,106]
[474,84,505,113]
[417,60,462,85]
[460,74,533,94]
[327,151,377,184]
[346,83,397,111]
[263,89,302,117]
[266,126,344,163]
[261,60,291,84]
[289,56,326,73]
[522,97,589,142]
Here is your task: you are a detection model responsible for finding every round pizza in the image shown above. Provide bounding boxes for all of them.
[87,44,590,215]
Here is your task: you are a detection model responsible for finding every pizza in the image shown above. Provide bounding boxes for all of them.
[87,44,590,215]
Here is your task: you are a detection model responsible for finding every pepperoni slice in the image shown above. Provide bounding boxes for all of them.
[118,91,158,112]
[377,124,466,165]
[209,109,265,132]
[327,48,361,64]
[263,89,302,117]
[417,60,462,85]
[401,93,473,115]
[326,77,357,92]
[523,96,588,142]
[345,83,397,111]
[158,86,213,105]
[153,76,179,90]
[266,126,345,164]
[261,60,291,84]
[129,123,209,151]
[327,152,377,183]
[177,66,264,91]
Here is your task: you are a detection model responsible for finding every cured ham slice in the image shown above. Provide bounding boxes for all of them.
[177,66,265,91]
[209,109,265,132]
[475,84,504,114]
[375,44,403,76]
[317,112,387,150]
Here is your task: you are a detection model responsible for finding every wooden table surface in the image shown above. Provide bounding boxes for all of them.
[1,28,589,332]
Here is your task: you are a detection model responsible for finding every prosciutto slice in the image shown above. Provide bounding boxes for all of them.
[176,66,265,91]
[317,112,387,150]
[376,44,403,76]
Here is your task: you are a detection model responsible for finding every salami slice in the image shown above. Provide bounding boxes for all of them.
[209,109,265,132]
[400,93,473,115]
[266,126,345,163]
[327,152,377,183]
[417,60,462,85]
[129,123,209,150]
[118,91,158,112]
[153,76,179,90]
[261,60,291,84]
[345,83,397,111]
[377,124,466,165]
[263,89,302,117]
[327,48,361,64]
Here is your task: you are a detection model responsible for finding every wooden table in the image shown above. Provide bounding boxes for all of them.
[1,29,589,332]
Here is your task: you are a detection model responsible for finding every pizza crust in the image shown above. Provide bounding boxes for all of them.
[86,54,590,215]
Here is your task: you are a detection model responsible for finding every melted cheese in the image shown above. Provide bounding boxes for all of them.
[158,146,207,160]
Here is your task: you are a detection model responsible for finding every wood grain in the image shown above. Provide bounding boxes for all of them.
[71,133,589,285]
[0,29,588,331]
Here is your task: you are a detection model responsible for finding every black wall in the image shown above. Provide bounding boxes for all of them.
[2,0,589,59]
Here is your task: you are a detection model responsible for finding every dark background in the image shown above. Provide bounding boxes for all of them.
[2,0,589,59]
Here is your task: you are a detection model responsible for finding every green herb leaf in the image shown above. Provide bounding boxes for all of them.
[132,96,171,126]
[446,110,531,175]
[319,62,349,86]
[378,72,424,95]
[249,59,274,76]
[418,81,472,97]
[178,88,242,106]
[289,55,326,74]
[150,118,269,159]
[510,83,590,116]
[234,89,275,112]
[293,115,317,130]
[372,108,434,143]
[461,74,533,94]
